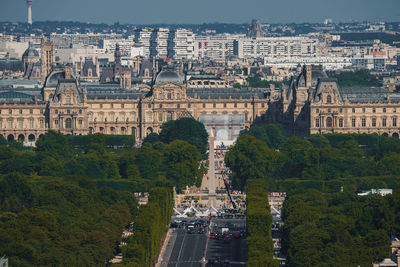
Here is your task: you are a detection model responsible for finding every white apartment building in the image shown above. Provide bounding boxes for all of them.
[194,34,245,61]
[172,29,195,60]
[50,33,123,49]
[134,28,153,58]
[99,39,136,54]
[263,56,353,70]
[55,44,113,65]
[133,28,195,59]
[235,37,320,59]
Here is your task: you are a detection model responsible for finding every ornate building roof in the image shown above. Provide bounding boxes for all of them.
[22,43,39,58]
[155,67,184,85]
[186,87,268,99]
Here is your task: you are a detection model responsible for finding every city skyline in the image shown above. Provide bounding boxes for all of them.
[0,0,399,25]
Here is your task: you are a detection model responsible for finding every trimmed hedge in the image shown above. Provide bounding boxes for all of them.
[246,179,279,266]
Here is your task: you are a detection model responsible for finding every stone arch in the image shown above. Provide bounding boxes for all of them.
[146,127,153,135]
[110,127,116,134]
[28,134,36,142]
[121,127,126,134]
[7,134,14,142]
[89,127,94,134]
[392,133,399,138]
[99,127,104,133]
[216,129,229,141]
[39,134,44,139]
[18,134,25,142]
[382,133,388,137]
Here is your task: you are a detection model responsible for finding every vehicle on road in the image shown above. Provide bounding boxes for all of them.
[233,231,241,238]
[187,225,195,234]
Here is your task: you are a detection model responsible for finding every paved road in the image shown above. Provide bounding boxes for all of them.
[166,228,207,267]
[205,219,247,266]
[160,218,247,267]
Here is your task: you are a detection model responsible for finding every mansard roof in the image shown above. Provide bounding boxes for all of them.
[53,78,83,103]
[186,87,268,99]
[339,87,400,103]
[85,84,145,100]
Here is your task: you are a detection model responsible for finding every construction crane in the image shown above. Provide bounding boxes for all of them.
[224,179,236,209]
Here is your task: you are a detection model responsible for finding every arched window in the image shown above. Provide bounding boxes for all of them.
[327,95,332,104]
[326,117,333,127]
[28,134,35,142]
[65,118,72,129]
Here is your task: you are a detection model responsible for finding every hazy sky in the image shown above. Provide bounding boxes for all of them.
[0,0,399,24]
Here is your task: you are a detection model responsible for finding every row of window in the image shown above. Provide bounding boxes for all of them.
[54,118,83,129]
[92,126,134,135]
[89,112,136,123]
[316,107,397,114]
[0,118,44,129]
[54,109,82,115]
[89,102,260,109]
[0,109,44,115]
[315,117,398,128]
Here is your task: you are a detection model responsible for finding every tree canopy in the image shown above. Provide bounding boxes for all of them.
[158,117,208,155]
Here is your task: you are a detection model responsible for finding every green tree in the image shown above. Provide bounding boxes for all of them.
[225,135,278,189]
[159,118,208,155]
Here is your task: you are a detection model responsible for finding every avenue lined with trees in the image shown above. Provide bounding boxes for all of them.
[226,123,400,266]
[0,117,207,266]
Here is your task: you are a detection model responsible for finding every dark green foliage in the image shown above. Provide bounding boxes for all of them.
[227,132,400,190]
[119,140,202,190]
[122,187,173,266]
[246,180,279,266]
[36,130,73,158]
[240,123,286,149]
[68,133,134,148]
[143,132,160,144]
[225,135,280,189]
[159,118,208,155]
[281,190,399,266]
[0,174,137,266]
[0,129,196,266]
[329,69,381,88]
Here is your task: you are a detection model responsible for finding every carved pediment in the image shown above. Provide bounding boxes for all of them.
[152,83,187,100]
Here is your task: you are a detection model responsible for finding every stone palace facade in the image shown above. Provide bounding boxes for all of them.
[1,64,400,145]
